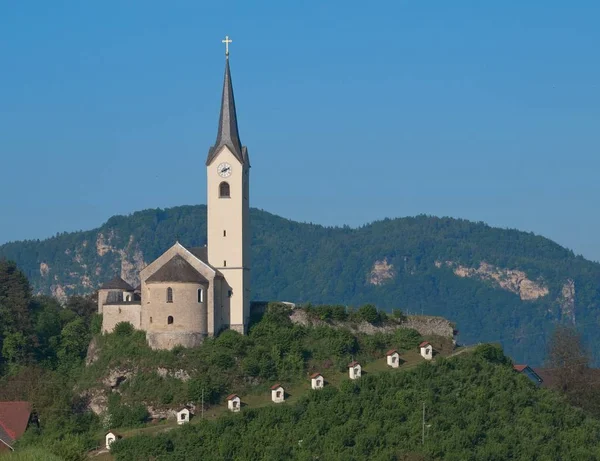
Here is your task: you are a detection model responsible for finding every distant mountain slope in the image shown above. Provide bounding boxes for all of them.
[2,205,600,365]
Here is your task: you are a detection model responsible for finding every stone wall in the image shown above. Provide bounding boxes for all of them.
[102,304,142,333]
[142,282,208,343]
[289,309,455,339]
[146,332,205,350]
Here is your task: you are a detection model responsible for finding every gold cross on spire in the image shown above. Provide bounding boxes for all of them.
[222,35,232,56]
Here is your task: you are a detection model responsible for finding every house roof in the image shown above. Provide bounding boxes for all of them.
[177,407,190,413]
[226,394,239,401]
[188,246,223,277]
[146,255,209,284]
[310,373,322,379]
[188,246,208,263]
[100,276,134,291]
[106,431,122,438]
[0,401,31,446]
[419,341,430,348]
[270,383,283,391]
[347,361,360,368]
[513,364,544,384]
[386,349,399,356]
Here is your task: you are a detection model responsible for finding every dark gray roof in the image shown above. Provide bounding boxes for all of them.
[187,246,223,278]
[100,276,134,291]
[188,246,208,264]
[206,57,249,166]
[146,255,209,284]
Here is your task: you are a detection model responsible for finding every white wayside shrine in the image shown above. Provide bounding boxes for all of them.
[97,36,251,349]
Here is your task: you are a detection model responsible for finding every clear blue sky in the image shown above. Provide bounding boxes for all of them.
[1,1,599,261]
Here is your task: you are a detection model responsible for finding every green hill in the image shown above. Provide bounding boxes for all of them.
[2,205,600,365]
[109,347,600,461]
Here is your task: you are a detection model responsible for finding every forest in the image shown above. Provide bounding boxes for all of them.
[2,205,600,365]
[2,260,600,460]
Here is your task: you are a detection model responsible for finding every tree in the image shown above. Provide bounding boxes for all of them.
[1,331,29,370]
[0,260,35,369]
[546,324,589,395]
[57,318,90,370]
[64,295,97,326]
[543,324,600,418]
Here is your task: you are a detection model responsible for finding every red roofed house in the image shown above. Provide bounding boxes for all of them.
[348,361,362,380]
[386,349,400,368]
[310,373,324,390]
[513,365,543,386]
[271,384,285,403]
[227,394,241,412]
[0,401,34,452]
[420,342,433,361]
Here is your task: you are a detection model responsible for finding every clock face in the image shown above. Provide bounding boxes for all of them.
[217,162,232,178]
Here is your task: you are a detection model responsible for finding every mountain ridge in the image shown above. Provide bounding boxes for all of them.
[2,204,600,365]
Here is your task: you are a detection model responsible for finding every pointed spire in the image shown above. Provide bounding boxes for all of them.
[206,55,246,165]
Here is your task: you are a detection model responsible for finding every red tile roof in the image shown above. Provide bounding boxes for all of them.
[347,361,360,368]
[0,402,31,446]
[226,394,239,401]
[310,373,322,379]
[419,341,430,348]
[386,349,398,356]
[513,364,528,372]
[270,383,283,391]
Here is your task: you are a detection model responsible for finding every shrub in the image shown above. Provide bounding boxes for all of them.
[114,322,134,336]
[90,314,103,335]
[391,309,407,322]
[354,304,379,324]
[393,329,423,350]
[305,305,348,322]
[474,344,510,366]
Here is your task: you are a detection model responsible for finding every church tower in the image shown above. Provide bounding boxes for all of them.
[206,40,250,334]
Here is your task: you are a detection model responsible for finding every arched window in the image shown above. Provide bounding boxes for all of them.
[198,288,204,303]
[219,182,230,198]
[168,316,174,325]
[167,287,173,303]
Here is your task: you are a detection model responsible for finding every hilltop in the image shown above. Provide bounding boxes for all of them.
[2,265,600,461]
[2,205,600,365]
[108,347,600,461]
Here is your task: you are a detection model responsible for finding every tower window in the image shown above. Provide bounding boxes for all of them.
[219,182,230,198]
[167,287,173,303]
[223,260,227,267]
[150,317,153,324]
[198,288,204,303]
[168,316,174,325]
[223,230,226,237]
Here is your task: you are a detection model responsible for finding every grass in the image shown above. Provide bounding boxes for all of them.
[0,448,63,461]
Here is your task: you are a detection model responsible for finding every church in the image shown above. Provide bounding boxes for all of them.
[97,39,251,350]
